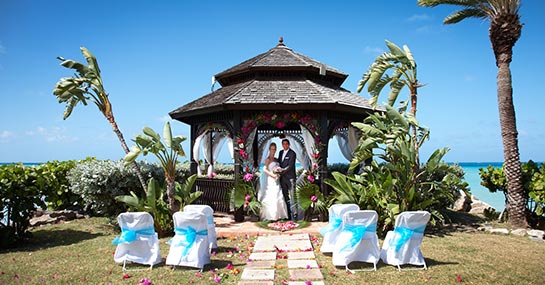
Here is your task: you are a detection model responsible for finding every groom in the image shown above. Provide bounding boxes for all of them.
[278,139,296,220]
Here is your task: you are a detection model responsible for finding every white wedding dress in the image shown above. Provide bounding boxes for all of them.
[260,161,289,221]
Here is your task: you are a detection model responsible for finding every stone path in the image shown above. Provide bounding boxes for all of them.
[238,233,324,285]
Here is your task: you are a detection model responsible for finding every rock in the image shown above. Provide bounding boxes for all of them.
[527,229,545,239]
[469,195,496,215]
[29,215,58,227]
[477,225,493,232]
[50,210,77,220]
[452,190,472,212]
[511,228,527,236]
[489,228,509,235]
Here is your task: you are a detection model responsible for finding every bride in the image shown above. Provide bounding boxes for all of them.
[260,143,289,221]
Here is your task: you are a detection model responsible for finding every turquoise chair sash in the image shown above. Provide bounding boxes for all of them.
[339,223,377,251]
[169,226,208,256]
[391,225,426,252]
[319,216,342,236]
[112,226,155,245]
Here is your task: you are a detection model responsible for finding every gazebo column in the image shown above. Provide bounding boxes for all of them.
[233,112,244,222]
[319,113,329,221]
[189,124,198,176]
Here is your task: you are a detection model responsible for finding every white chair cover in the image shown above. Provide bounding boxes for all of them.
[380,211,431,270]
[112,212,162,269]
[332,210,380,271]
[320,204,359,253]
[166,211,210,269]
[183,204,217,249]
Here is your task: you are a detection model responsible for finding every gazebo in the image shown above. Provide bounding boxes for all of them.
[169,38,376,218]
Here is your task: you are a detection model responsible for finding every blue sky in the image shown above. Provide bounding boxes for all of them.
[1,0,544,164]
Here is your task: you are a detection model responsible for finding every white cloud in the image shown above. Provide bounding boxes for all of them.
[0,130,13,143]
[158,115,172,123]
[363,46,384,54]
[407,14,432,22]
[26,126,78,143]
[415,25,432,34]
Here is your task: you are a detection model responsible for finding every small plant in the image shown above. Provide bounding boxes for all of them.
[296,181,327,221]
[115,178,173,237]
[230,181,261,217]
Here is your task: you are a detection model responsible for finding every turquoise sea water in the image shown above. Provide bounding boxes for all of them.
[456,162,505,212]
[3,162,506,212]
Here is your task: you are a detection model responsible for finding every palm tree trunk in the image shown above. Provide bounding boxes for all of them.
[106,115,148,193]
[166,178,179,212]
[496,57,527,228]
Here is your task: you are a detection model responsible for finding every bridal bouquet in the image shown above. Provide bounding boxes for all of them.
[273,166,285,175]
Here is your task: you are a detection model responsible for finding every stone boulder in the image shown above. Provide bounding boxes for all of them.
[452,190,472,212]
[29,209,86,227]
[468,195,495,215]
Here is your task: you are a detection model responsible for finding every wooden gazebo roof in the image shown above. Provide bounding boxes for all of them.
[169,38,376,123]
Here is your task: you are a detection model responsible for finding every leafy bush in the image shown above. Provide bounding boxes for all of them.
[327,163,350,174]
[327,105,468,234]
[67,160,161,218]
[0,164,46,247]
[38,159,88,211]
[480,160,545,225]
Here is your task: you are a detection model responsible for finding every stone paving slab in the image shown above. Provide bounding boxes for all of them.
[273,240,313,251]
[240,269,275,280]
[289,269,324,280]
[264,233,309,240]
[289,282,325,285]
[246,260,276,269]
[287,259,319,269]
[249,252,277,261]
[238,281,274,285]
[287,251,315,260]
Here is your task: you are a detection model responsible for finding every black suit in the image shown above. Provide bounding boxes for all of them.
[278,148,296,219]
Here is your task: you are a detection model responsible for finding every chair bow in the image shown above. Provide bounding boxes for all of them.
[339,223,377,251]
[205,215,214,225]
[112,226,155,245]
[169,226,208,256]
[391,225,426,252]
[319,216,342,236]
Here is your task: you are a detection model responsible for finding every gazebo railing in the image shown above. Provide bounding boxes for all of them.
[194,178,234,213]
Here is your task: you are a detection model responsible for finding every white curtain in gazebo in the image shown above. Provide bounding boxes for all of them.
[300,126,316,168]
[193,131,207,175]
[335,126,359,161]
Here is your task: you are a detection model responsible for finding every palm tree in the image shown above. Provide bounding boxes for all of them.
[53,47,148,193]
[357,40,423,168]
[417,0,527,227]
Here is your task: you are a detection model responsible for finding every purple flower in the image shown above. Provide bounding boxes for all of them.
[307,175,315,183]
[139,278,152,285]
[310,195,318,203]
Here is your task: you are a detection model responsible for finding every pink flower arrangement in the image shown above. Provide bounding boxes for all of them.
[312,162,318,169]
[243,173,254,182]
[276,121,285,129]
[307,174,315,183]
[268,221,299,232]
[310,195,318,203]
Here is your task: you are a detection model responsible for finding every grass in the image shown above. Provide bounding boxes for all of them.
[1,217,544,285]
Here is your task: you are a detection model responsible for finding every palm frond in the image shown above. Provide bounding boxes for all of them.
[444,8,488,23]
[417,0,481,8]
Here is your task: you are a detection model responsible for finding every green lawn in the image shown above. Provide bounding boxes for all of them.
[1,217,544,284]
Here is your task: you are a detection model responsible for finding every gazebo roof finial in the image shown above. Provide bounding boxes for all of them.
[277,36,285,46]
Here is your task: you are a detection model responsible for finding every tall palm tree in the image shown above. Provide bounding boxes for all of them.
[357,40,423,168]
[418,0,527,227]
[53,47,148,193]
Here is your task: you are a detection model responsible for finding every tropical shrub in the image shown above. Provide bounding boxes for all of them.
[38,159,87,211]
[295,181,327,221]
[115,178,173,237]
[0,164,46,247]
[327,104,468,234]
[327,163,350,174]
[67,160,162,218]
[480,161,545,225]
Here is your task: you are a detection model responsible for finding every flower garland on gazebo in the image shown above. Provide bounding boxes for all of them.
[235,112,323,183]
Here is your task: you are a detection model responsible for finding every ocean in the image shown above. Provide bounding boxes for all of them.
[456,162,505,211]
[3,162,506,212]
